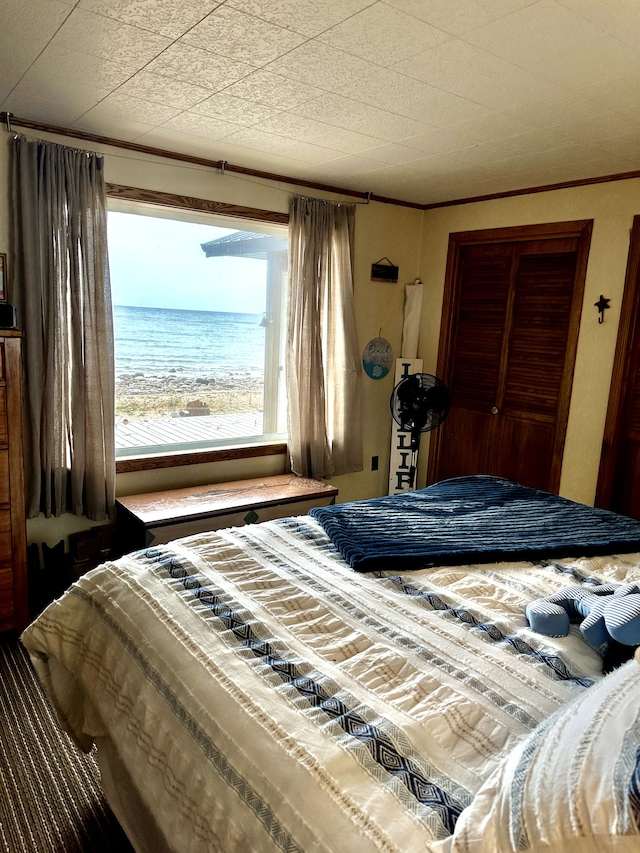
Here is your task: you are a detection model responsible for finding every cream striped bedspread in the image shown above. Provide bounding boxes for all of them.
[20,517,640,852]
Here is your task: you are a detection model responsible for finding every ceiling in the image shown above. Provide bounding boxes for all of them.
[3,0,640,206]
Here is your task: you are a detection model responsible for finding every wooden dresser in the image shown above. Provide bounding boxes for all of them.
[0,331,28,633]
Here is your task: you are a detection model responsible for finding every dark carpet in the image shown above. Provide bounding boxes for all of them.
[0,637,133,852]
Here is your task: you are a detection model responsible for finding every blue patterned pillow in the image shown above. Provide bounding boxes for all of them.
[449,649,640,852]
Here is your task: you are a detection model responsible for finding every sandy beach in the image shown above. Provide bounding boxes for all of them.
[115,371,264,421]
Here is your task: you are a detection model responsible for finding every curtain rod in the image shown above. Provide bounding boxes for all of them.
[1,112,424,211]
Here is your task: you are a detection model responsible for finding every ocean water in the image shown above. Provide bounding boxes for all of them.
[113,305,266,380]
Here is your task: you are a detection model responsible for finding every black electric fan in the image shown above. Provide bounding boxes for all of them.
[390,373,451,488]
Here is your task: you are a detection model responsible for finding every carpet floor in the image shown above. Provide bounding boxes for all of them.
[0,636,133,852]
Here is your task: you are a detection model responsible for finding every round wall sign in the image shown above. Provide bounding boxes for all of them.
[362,337,393,379]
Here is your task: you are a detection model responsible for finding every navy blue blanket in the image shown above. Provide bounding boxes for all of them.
[309,476,640,572]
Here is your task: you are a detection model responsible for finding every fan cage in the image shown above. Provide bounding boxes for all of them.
[390,373,450,434]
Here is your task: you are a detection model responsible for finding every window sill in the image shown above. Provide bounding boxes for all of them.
[115,441,287,475]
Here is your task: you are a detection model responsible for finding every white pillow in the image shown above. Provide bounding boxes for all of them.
[450,649,640,853]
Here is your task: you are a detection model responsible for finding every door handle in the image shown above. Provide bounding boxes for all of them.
[491,406,499,414]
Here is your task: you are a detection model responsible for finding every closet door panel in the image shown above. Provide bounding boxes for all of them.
[450,245,512,409]
[503,251,577,417]
[610,438,640,518]
[597,215,640,517]
[433,407,493,480]
[494,415,555,491]
[609,304,640,517]
[433,243,512,480]
[493,247,579,485]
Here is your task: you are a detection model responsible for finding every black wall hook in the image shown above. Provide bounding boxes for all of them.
[594,294,610,324]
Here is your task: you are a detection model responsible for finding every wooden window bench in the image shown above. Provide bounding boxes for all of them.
[115,474,338,552]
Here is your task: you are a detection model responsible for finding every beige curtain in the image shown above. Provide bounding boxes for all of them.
[286,195,363,479]
[11,135,115,521]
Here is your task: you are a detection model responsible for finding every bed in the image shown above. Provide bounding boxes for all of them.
[21,475,640,852]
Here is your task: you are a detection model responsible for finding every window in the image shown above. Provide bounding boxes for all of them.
[107,199,288,459]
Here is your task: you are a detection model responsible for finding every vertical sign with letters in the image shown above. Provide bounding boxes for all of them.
[388,357,423,495]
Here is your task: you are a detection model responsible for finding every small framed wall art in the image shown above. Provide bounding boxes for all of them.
[371,257,399,283]
[362,336,393,379]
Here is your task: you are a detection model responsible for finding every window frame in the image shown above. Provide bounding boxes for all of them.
[106,184,289,471]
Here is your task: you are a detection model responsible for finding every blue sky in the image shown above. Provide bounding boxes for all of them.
[107,211,267,313]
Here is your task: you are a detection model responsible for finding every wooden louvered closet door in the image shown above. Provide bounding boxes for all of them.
[428,222,592,494]
[597,215,640,518]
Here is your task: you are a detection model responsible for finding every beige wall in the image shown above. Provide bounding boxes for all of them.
[417,180,640,505]
[0,130,424,547]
